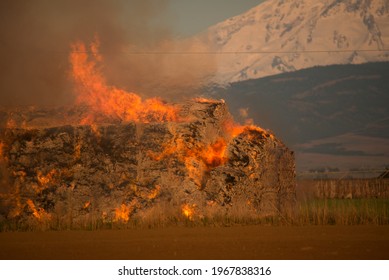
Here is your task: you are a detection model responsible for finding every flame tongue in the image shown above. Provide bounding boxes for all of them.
[69,38,179,124]
[202,138,228,168]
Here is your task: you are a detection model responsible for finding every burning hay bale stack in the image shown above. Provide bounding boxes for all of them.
[0,99,295,229]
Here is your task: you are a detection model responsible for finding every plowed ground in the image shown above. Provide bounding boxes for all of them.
[1,226,388,259]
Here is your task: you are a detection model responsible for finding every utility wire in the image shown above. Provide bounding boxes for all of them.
[8,49,389,55]
[79,49,389,55]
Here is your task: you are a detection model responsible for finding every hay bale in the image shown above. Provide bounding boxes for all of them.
[0,100,295,228]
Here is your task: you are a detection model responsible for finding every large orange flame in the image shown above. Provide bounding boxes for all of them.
[69,37,179,124]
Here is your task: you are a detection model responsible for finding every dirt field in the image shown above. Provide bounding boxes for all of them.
[1,225,388,260]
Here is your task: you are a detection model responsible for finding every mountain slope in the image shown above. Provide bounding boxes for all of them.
[215,62,389,171]
[200,0,389,85]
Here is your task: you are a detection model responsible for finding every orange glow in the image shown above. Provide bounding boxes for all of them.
[114,204,131,222]
[193,97,224,104]
[37,169,56,187]
[26,199,50,220]
[147,185,161,200]
[114,200,139,223]
[83,201,91,209]
[26,199,40,219]
[151,138,228,170]
[90,123,101,139]
[223,119,248,138]
[150,137,228,187]
[223,118,273,140]
[182,203,196,220]
[202,138,228,168]
[32,169,57,194]
[69,37,179,124]
[149,112,274,187]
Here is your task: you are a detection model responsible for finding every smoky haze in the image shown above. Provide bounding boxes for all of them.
[0,0,216,108]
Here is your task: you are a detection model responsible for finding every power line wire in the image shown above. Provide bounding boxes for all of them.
[9,49,389,55]
[78,49,389,55]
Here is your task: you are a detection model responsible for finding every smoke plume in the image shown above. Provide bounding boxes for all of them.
[0,0,215,108]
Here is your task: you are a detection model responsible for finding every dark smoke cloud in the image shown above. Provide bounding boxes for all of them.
[0,0,215,107]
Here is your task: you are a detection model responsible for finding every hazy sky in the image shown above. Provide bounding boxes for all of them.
[0,0,266,107]
[167,0,265,37]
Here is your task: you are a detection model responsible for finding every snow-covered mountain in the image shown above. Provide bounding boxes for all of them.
[217,61,389,171]
[198,0,389,84]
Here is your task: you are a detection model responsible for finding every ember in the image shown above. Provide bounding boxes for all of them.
[26,199,50,221]
[182,204,196,220]
[114,203,132,223]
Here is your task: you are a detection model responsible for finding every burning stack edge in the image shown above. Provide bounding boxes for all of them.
[0,100,296,229]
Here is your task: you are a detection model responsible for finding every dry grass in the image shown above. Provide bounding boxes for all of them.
[294,198,389,225]
[291,179,389,225]
[1,179,388,231]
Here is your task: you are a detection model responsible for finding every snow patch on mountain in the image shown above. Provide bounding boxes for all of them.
[197,0,389,85]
